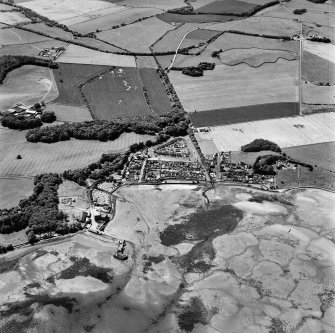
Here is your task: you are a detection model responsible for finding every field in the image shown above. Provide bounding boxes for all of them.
[45,103,93,122]
[0,11,30,25]
[136,56,158,68]
[156,12,235,23]
[97,18,174,53]
[75,37,124,52]
[121,0,185,10]
[24,23,73,40]
[303,40,335,64]
[69,7,162,34]
[52,63,110,106]
[194,112,335,151]
[195,0,256,14]
[207,16,300,36]
[169,59,298,112]
[0,65,58,111]
[302,83,335,105]
[139,68,172,115]
[0,130,154,177]
[0,27,52,45]
[56,44,136,67]
[301,51,335,85]
[190,102,299,127]
[82,67,151,120]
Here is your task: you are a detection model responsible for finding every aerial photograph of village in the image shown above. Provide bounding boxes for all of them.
[0,0,334,332]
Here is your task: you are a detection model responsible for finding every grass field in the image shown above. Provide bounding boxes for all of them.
[45,103,93,122]
[121,0,185,10]
[194,113,335,151]
[185,28,221,40]
[56,44,136,66]
[52,63,110,106]
[0,65,58,111]
[0,28,52,45]
[136,56,158,68]
[0,11,30,25]
[0,228,28,245]
[0,131,154,177]
[220,48,298,67]
[97,18,174,53]
[196,0,256,14]
[207,16,300,36]
[24,23,73,40]
[302,83,335,105]
[69,7,162,34]
[76,37,124,53]
[169,59,298,112]
[156,13,235,23]
[303,40,335,64]
[139,68,172,115]
[82,67,151,120]
[302,51,335,85]
[190,102,299,127]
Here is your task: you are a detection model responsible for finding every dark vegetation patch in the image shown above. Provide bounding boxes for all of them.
[0,257,20,274]
[52,63,110,106]
[57,257,113,283]
[241,139,281,153]
[185,29,221,41]
[172,62,215,77]
[293,8,307,15]
[318,288,335,316]
[25,282,41,289]
[142,254,165,273]
[249,193,293,206]
[0,173,82,236]
[269,318,287,333]
[0,244,14,254]
[0,317,35,333]
[189,102,299,127]
[306,0,327,2]
[160,204,242,246]
[195,0,256,15]
[178,297,208,332]
[138,68,172,116]
[302,51,335,85]
[26,110,189,143]
[83,324,96,332]
[0,55,57,84]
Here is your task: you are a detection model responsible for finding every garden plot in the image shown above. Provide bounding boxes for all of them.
[56,44,136,66]
[169,59,298,112]
[0,28,51,45]
[0,65,58,111]
[69,7,162,34]
[195,112,335,151]
[81,67,151,119]
[206,16,300,37]
[121,0,185,10]
[302,83,335,105]
[19,0,126,25]
[0,11,30,25]
[97,17,174,53]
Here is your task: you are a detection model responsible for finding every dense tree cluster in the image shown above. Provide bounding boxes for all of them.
[0,174,81,237]
[293,8,307,14]
[1,115,42,130]
[41,111,56,123]
[0,244,14,254]
[172,62,216,77]
[253,155,281,175]
[0,55,58,84]
[241,139,281,153]
[26,112,189,143]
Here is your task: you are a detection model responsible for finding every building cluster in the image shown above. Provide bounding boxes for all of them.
[4,102,44,117]
[125,151,146,182]
[39,46,65,59]
[144,159,206,182]
[92,189,111,208]
[154,138,190,158]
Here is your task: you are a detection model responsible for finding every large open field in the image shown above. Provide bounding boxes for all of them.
[52,63,110,106]
[97,17,174,53]
[194,112,335,151]
[56,44,136,67]
[45,103,93,122]
[122,0,185,10]
[169,59,299,112]
[157,12,235,23]
[0,65,58,111]
[302,83,335,105]
[82,67,151,120]
[0,27,52,45]
[0,130,154,177]
[138,68,172,115]
[196,0,256,14]
[0,11,30,25]
[190,102,299,127]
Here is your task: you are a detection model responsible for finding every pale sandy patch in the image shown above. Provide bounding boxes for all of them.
[55,276,108,294]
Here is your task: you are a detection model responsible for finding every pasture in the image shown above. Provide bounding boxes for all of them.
[121,0,185,10]
[52,63,110,106]
[189,102,299,127]
[0,131,154,177]
[139,68,172,115]
[156,13,234,23]
[97,18,174,53]
[75,37,124,53]
[0,65,58,111]
[24,23,73,40]
[45,103,93,122]
[195,0,256,14]
[303,40,335,64]
[136,56,158,68]
[302,83,335,105]
[0,11,30,25]
[302,51,335,85]
[169,59,299,112]
[82,67,151,120]
[0,28,51,46]
[69,7,162,34]
[56,45,136,66]
[207,16,300,36]
[194,113,335,152]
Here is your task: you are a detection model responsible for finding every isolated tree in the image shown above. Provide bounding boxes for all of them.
[41,111,56,123]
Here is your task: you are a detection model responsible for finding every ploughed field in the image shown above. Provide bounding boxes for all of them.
[2,185,334,332]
